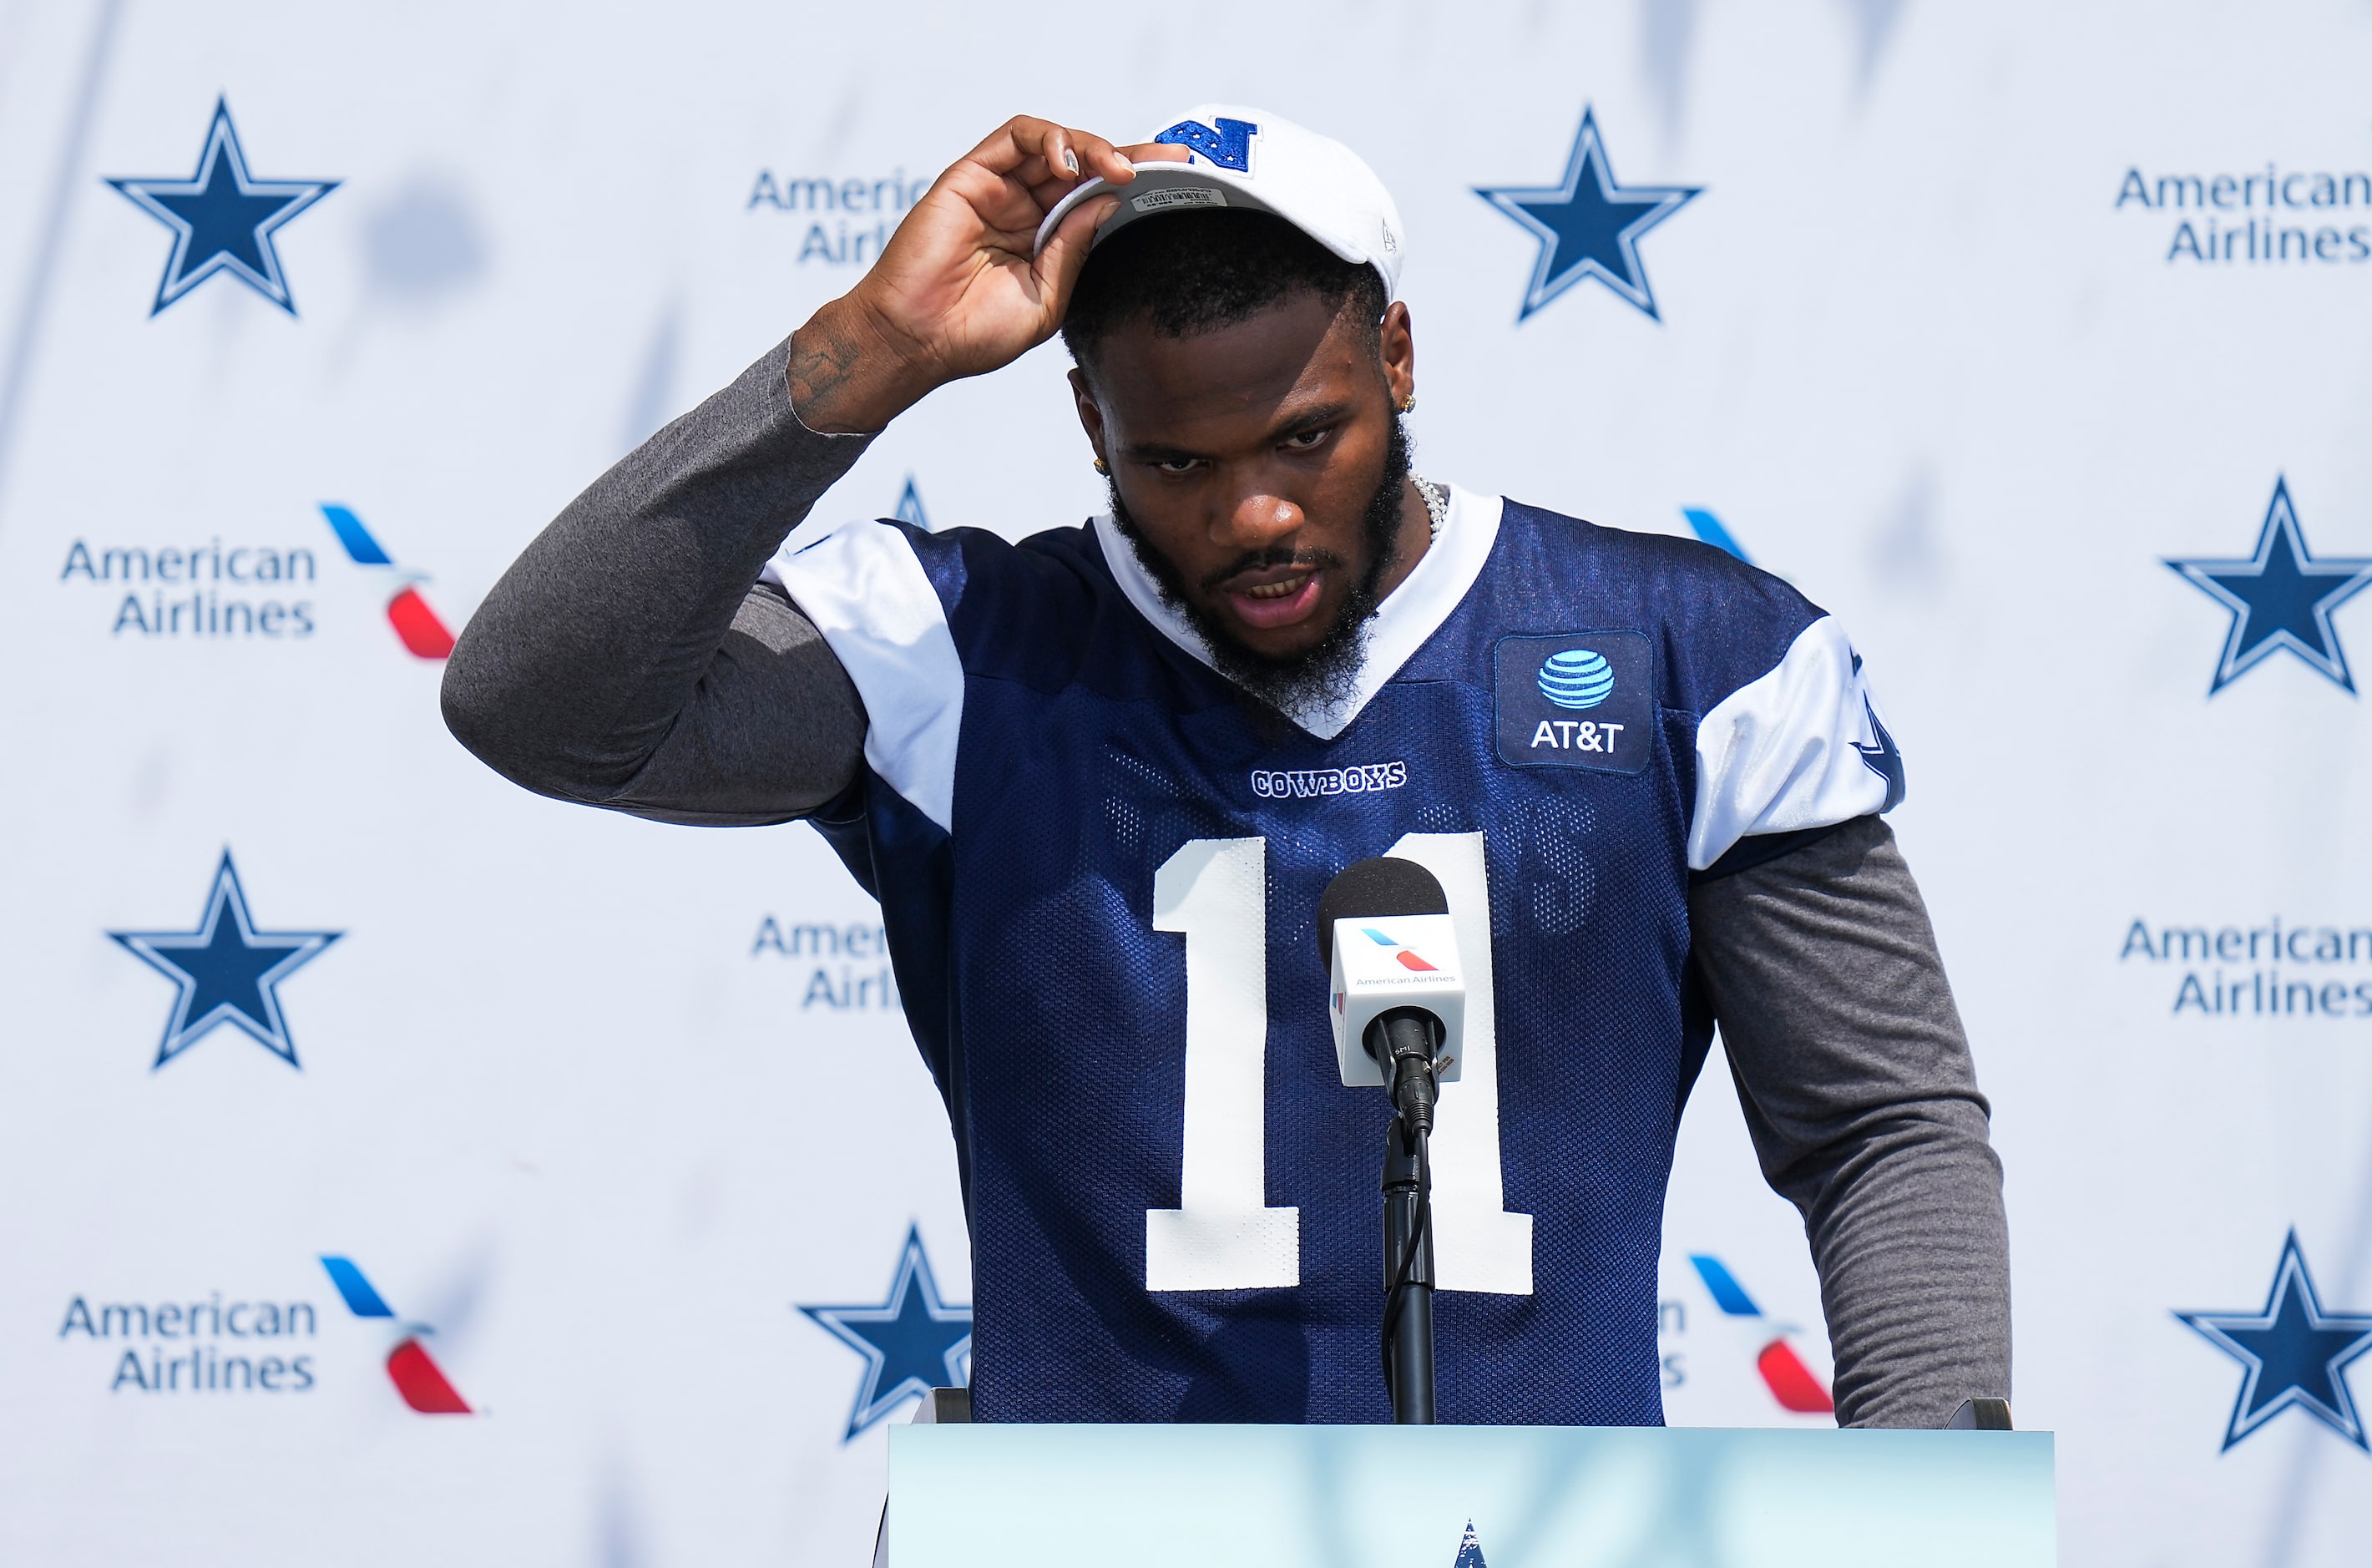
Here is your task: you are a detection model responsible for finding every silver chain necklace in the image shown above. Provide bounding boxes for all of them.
[1414,475,1449,539]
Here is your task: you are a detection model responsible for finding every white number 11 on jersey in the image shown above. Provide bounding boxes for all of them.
[1143,832,1535,1296]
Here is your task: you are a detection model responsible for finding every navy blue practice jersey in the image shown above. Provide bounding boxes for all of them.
[768,483,1901,1424]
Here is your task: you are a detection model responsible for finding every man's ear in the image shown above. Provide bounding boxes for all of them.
[1378,301,1415,410]
[1069,366,1109,465]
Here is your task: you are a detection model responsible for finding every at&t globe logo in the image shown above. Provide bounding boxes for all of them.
[1494,631,1650,775]
[1536,648,1615,710]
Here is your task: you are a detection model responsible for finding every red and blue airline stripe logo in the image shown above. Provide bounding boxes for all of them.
[319,504,455,659]
[320,1256,472,1414]
[1689,1254,1833,1414]
[1362,927,1437,972]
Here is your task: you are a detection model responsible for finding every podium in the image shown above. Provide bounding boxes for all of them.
[883,1419,2053,1566]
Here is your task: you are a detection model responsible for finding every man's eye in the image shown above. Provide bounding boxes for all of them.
[1282,429,1330,451]
[1154,458,1200,474]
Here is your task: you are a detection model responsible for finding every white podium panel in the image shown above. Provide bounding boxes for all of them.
[889,1424,2054,1568]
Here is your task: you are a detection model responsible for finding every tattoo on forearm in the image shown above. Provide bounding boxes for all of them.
[786,320,864,422]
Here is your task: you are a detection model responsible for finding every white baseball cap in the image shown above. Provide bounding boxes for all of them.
[1034,104,1405,300]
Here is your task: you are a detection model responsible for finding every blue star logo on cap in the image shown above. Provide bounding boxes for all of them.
[799,1225,973,1439]
[2167,478,2372,695]
[104,98,338,316]
[109,851,341,1069]
[1474,106,1701,322]
[2177,1231,2372,1452]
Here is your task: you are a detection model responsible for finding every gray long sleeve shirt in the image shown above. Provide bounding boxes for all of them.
[442,336,2009,1427]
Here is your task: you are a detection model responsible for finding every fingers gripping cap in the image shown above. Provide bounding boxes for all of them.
[1034,105,1405,301]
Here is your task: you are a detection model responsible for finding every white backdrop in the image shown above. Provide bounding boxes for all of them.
[3,3,2369,1565]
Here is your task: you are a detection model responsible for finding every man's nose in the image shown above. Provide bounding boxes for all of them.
[1215,490,1303,551]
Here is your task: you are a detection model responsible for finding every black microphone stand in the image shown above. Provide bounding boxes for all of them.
[1373,1009,1440,1424]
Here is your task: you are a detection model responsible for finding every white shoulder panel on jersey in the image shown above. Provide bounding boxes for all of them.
[763,520,963,834]
[1092,480,1504,741]
[1687,615,1894,871]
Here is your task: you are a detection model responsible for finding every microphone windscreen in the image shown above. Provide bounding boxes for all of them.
[1317,857,1449,974]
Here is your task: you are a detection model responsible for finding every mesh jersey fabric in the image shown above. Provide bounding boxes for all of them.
[778,491,1895,1424]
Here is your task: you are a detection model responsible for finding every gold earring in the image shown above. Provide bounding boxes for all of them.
[1092,456,1109,474]
[1400,392,1417,413]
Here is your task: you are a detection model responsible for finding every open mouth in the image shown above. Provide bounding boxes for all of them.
[1225,569,1324,630]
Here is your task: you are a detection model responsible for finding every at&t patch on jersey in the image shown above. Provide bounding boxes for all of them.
[1492,631,1653,774]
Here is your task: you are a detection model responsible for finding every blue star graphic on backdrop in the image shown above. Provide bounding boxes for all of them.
[1682,507,1752,564]
[2177,1231,2372,1452]
[893,477,929,529]
[104,98,337,316]
[799,1224,972,1439]
[109,851,341,1070]
[1452,1520,1489,1568]
[1474,107,1701,322]
[2166,478,2372,695]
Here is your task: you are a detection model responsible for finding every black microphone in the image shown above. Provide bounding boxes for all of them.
[1317,857,1456,1136]
[1316,856,1449,969]
[1317,855,1457,1424]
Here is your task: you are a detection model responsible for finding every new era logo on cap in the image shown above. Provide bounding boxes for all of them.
[1035,104,1405,300]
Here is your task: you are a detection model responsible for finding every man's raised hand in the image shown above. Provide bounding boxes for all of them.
[787,118,1152,434]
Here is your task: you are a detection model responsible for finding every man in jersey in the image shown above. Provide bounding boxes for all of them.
[443,109,2009,1428]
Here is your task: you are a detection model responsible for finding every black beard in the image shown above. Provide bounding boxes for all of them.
[1112,414,1413,719]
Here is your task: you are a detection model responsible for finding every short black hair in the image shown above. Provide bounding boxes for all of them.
[1060,209,1388,377]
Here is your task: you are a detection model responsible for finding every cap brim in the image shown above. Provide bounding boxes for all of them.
[1034,162,1342,262]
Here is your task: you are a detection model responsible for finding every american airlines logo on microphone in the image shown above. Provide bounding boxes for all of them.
[1328,911,1466,1090]
[1359,927,1439,972]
